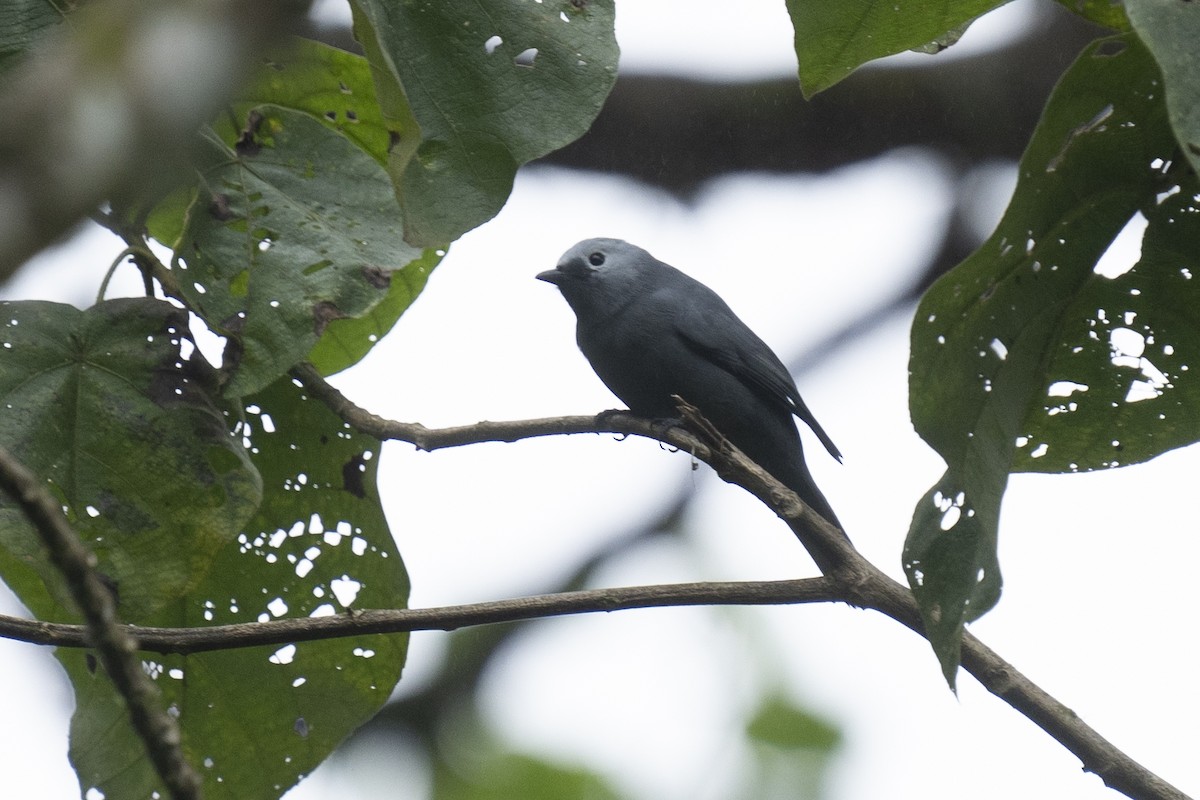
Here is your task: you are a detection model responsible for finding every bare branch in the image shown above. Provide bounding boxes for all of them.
[290,362,708,451]
[0,578,840,654]
[0,447,201,800]
[289,364,1191,800]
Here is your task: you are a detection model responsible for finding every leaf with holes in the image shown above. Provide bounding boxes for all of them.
[1127,0,1200,174]
[0,298,261,621]
[350,0,618,246]
[66,374,408,799]
[145,38,392,249]
[235,39,447,376]
[907,34,1182,687]
[785,0,1007,96]
[1014,177,1200,474]
[174,106,434,397]
[241,38,397,167]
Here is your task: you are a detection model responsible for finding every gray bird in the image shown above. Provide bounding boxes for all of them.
[537,237,844,534]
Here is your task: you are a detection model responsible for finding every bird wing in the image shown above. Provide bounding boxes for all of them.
[673,297,843,463]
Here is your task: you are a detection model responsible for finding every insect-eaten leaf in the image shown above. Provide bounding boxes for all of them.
[906,34,1191,687]
[66,375,409,800]
[0,297,261,621]
[173,106,439,397]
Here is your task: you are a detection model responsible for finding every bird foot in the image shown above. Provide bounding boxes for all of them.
[594,408,630,427]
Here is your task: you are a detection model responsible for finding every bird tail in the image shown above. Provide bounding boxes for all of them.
[784,460,846,538]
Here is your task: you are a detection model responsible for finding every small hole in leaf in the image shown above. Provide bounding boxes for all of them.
[939,506,961,531]
[484,34,502,54]
[270,644,296,665]
[514,47,538,67]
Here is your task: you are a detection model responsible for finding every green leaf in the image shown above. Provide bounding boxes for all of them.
[67,374,409,800]
[144,185,198,249]
[435,743,622,800]
[744,694,840,798]
[906,34,1180,687]
[0,298,260,621]
[234,38,447,374]
[145,39,388,249]
[746,695,841,751]
[173,106,435,397]
[785,0,1007,96]
[350,0,619,246]
[1013,174,1200,474]
[240,38,396,167]
[0,0,66,74]
[307,245,440,375]
[1127,0,1200,174]
[1053,0,1131,31]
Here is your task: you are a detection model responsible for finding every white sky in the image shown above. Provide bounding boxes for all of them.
[2,2,1197,799]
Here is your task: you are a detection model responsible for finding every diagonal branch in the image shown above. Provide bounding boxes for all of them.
[0,447,201,800]
[290,363,1191,800]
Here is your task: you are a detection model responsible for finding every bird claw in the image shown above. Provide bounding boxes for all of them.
[594,408,628,427]
[595,409,682,445]
[596,408,636,440]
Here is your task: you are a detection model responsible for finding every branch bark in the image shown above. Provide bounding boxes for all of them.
[0,367,1186,800]
[289,365,1191,800]
[0,447,201,800]
[0,578,840,654]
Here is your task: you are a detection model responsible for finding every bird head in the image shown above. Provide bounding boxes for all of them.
[536,238,662,317]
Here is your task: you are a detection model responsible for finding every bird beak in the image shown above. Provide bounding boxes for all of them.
[535,268,564,285]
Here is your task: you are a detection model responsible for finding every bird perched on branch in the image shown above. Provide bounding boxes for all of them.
[537,237,844,533]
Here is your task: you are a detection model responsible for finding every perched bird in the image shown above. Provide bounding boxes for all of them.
[537,237,844,534]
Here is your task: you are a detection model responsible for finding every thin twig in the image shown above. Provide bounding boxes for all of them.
[0,447,202,800]
[0,578,841,654]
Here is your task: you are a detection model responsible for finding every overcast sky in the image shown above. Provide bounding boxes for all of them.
[1,2,1196,799]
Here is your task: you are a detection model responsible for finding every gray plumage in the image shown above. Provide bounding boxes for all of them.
[537,237,843,531]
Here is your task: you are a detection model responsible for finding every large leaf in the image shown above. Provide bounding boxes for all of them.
[67,374,409,799]
[785,0,1008,96]
[243,39,397,167]
[906,34,1184,686]
[351,0,619,246]
[0,298,260,620]
[173,106,434,397]
[235,40,448,376]
[1127,0,1200,174]
[145,41,443,382]
[1013,179,1200,474]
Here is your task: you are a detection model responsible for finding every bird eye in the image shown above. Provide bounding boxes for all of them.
[588,252,605,266]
